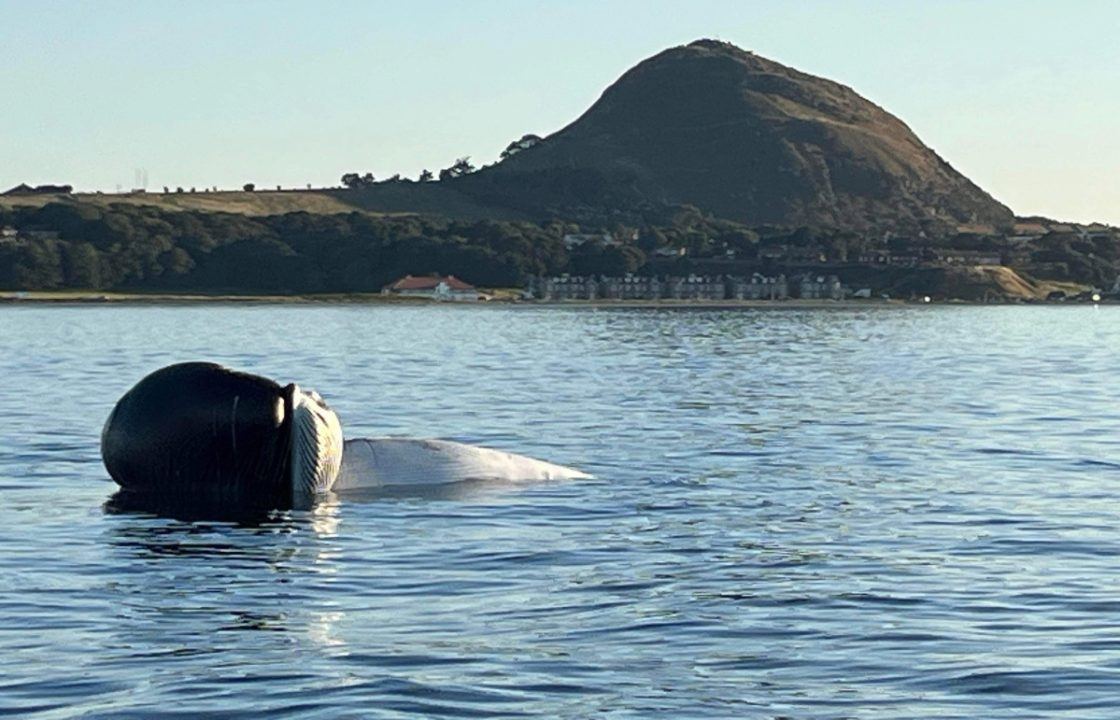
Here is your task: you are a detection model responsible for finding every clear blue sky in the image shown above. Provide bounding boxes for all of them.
[2,0,1117,223]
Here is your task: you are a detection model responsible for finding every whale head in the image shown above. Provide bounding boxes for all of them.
[101,362,344,504]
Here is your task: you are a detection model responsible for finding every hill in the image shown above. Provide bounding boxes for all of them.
[464,39,1014,234]
[3,40,1015,236]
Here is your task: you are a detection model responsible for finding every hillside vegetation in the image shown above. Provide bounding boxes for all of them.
[0,184,518,221]
[462,40,1015,233]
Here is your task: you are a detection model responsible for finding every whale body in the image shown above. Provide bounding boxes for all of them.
[101,362,587,504]
[335,438,590,490]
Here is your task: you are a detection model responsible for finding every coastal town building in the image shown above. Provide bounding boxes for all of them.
[381,275,478,302]
[597,275,663,299]
[2,183,73,195]
[730,273,789,300]
[536,275,599,300]
[932,250,1003,266]
[534,273,802,301]
[667,275,727,300]
[796,274,844,300]
[562,233,618,250]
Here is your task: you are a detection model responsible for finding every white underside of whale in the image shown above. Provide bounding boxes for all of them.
[331,438,591,490]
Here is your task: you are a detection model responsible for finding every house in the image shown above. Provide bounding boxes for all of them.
[382,275,478,302]
[534,273,848,302]
[856,251,890,264]
[758,245,786,261]
[730,273,788,300]
[562,233,618,250]
[2,183,73,195]
[599,274,661,300]
[797,274,845,300]
[537,275,599,300]
[621,274,661,299]
[935,249,1003,266]
[886,254,921,267]
[667,275,727,300]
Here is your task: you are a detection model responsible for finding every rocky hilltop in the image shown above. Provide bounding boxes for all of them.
[469,40,1014,234]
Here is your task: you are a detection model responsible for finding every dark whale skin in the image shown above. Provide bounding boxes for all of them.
[101,362,294,502]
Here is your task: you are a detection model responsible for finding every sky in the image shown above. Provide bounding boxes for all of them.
[2,0,1117,224]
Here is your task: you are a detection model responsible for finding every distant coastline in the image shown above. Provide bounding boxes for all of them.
[0,290,1104,308]
[4,39,1117,307]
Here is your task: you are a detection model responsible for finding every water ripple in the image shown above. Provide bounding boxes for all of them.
[1,305,1119,717]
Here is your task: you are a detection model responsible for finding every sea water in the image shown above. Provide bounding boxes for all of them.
[1,304,1118,718]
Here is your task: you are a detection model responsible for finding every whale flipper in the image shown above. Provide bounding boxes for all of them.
[333,438,591,490]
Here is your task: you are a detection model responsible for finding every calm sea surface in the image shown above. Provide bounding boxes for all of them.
[1,304,1119,718]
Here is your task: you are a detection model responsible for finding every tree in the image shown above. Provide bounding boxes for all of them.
[341,172,375,188]
[158,247,195,279]
[569,242,645,276]
[419,169,434,182]
[500,133,542,160]
[243,183,255,192]
[438,157,476,182]
[62,242,103,288]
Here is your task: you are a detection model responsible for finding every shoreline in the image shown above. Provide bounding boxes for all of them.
[0,291,1104,308]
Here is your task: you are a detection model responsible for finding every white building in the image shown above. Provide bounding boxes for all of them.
[731,273,788,300]
[562,233,617,250]
[382,275,478,302]
[797,274,845,300]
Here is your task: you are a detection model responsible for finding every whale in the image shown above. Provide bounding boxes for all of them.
[100,362,588,505]
[335,437,589,490]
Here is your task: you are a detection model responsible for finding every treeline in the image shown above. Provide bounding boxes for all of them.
[4,201,1114,292]
[0,201,788,292]
[0,203,579,292]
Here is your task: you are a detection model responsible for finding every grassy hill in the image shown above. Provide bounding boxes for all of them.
[0,183,526,221]
[5,39,1017,235]
[465,39,1014,234]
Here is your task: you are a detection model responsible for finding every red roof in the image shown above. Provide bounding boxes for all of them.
[385,275,475,291]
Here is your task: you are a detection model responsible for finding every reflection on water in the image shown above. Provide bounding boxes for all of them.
[2,305,1120,718]
[105,478,543,525]
[104,490,315,526]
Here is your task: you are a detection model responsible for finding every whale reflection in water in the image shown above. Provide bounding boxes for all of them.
[100,362,589,512]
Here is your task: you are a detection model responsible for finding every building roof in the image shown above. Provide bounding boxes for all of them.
[385,274,475,291]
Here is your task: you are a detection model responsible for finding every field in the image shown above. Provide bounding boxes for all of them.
[0,184,524,220]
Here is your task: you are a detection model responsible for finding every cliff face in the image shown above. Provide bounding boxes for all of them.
[476,40,1014,234]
